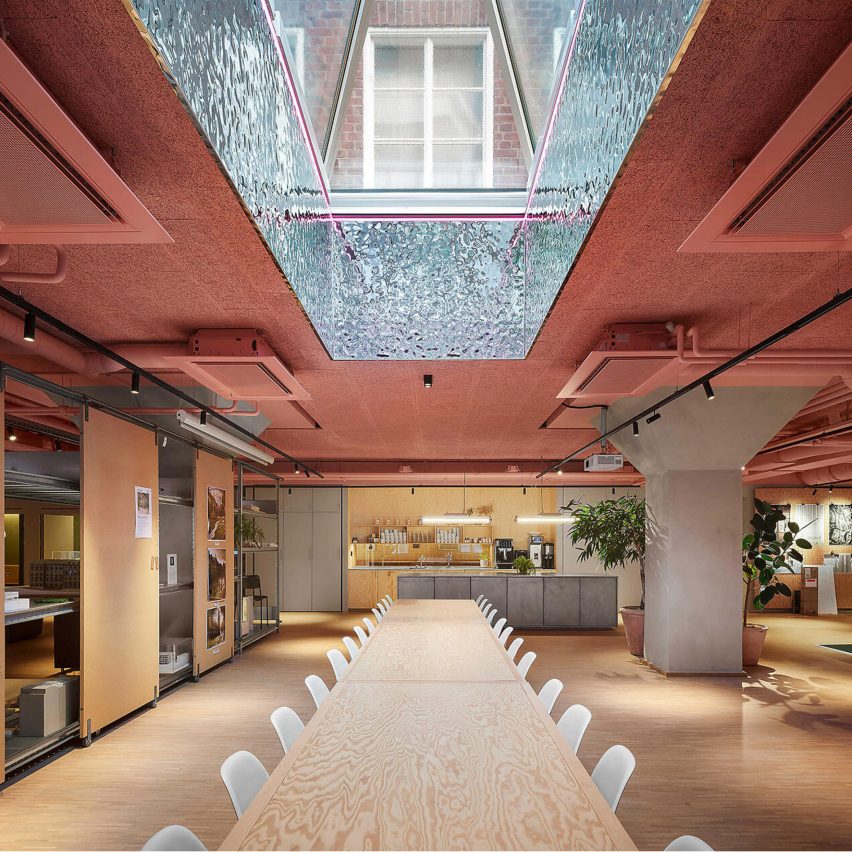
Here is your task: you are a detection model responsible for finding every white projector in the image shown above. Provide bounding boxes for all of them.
[584,454,624,472]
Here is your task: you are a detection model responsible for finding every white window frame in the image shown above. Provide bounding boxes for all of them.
[363,28,494,189]
[273,14,306,87]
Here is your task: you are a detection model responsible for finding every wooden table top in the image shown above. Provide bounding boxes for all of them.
[221,599,635,851]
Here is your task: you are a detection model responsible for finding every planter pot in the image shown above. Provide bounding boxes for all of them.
[620,606,645,657]
[479,559,488,568]
[742,623,768,666]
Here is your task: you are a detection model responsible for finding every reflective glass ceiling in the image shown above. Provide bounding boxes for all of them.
[126,0,702,360]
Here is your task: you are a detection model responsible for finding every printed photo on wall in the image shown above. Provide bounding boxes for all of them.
[134,486,153,539]
[829,504,852,545]
[207,485,226,541]
[207,547,227,601]
[206,603,226,649]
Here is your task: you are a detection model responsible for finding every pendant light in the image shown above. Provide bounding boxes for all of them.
[515,485,575,524]
[419,469,491,524]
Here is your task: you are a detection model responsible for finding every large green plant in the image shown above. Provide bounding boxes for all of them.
[567,495,646,607]
[742,498,811,627]
[513,555,536,575]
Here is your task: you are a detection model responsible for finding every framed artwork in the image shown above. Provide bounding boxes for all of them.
[829,504,852,546]
[207,547,227,601]
[206,603,226,649]
[207,485,226,540]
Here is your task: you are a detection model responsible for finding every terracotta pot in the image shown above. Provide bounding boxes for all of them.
[742,623,768,666]
[620,606,645,657]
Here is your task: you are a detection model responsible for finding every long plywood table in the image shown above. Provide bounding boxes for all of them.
[221,599,635,851]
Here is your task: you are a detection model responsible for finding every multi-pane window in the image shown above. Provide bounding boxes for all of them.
[364,29,494,189]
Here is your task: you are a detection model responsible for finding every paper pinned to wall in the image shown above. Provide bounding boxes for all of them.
[135,486,153,538]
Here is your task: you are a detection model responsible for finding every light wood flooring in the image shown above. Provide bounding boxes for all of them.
[0,612,850,851]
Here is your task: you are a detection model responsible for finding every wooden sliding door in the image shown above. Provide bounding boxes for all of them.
[81,409,159,737]
[194,450,234,675]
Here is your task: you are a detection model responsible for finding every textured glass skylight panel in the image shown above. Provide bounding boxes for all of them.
[523,0,702,351]
[127,0,336,345]
[333,221,526,359]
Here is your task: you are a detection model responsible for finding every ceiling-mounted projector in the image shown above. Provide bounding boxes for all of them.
[584,454,624,472]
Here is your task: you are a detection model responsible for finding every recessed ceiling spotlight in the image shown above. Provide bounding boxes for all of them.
[23,312,36,342]
[423,374,433,388]
[703,380,716,400]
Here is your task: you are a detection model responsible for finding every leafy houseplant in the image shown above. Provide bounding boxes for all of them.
[741,498,811,665]
[237,514,266,549]
[513,555,536,575]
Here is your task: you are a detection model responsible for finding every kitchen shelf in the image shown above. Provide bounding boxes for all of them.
[239,546,279,554]
[4,599,78,627]
[159,582,194,595]
[236,508,278,520]
[160,494,193,508]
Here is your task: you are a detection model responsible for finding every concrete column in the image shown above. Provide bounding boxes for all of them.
[608,385,816,674]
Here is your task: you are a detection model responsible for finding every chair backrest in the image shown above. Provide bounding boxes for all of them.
[498,625,513,647]
[363,616,376,635]
[475,594,484,606]
[372,607,383,622]
[516,650,536,679]
[485,609,498,627]
[537,678,564,714]
[242,573,261,591]
[482,603,492,617]
[493,617,507,636]
[384,595,393,607]
[591,744,636,813]
[327,648,349,681]
[354,625,369,647]
[479,598,488,611]
[377,600,387,615]
[220,750,269,819]
[342,636,360,662]
[506,636,523,662]
[665,836,713,851]
[142,825,206,851]
[305,674,330,709]
[270,706,305,754]
[556,704,592,754]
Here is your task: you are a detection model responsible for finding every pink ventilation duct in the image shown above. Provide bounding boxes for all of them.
[0,245,68,285]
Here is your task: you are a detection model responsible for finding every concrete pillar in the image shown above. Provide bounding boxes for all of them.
[607,386,816,674]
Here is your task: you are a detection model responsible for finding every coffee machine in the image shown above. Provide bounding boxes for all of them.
[528,534,544,570]
[495,538,514,569]
[543,542,555,570]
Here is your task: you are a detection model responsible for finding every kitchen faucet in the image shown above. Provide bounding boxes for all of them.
[446,552,452,567]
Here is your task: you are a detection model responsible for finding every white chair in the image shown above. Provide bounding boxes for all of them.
[270,707,304,754]
[372,607,383,622]
[305,674,330,709]
[220,750,269,819]
[383,595,393,608]
[479,598,489,611]
[342,636,360,662]
[516,651,536,679]
[556,704,592,754]
[498,625,513,647]
[591,744,636,813]
[492,616,507,636]
[506,636,523,662]
[378,600,388,615]
[485,609,498,628]
[537,678,564,714]
[142,825,206,851]
[482,603,492,618]
[363,616,376,636]
[475,594,484,606]
[354,625,369,648]
[665,836,713,851]
[327,648,349,681]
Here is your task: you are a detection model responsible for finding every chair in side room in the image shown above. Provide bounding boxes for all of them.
[665,836,713,851]
[556,704,592,754]
[220,750,270,819]
[506,637,524,662]
[516,651,536,679]
[363,616,376,635]
[591,744,636,813]
[537,678,564,714]
[327,648,349,681]
[342,636,361,662]
[475,594,484,606]
[270,707,305,754]
[305,674,330,709]
[498,625,513,647]
[482,603,492,618]
[142,825,206,851]
[372,607,384,623]
[242,573,270,630]
[485,609,498,628]
[354,625,369,648]
[493,617,507,636]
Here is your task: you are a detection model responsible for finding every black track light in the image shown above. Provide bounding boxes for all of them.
[632,421,639,437]
[523,486,527,495]
[288,487,292,495]
[829,483,833,493]
[131,372,140,395]
[556,467,563,475]
[703,380,715,400]
[646,411,661,424]
[54,439,62,452]
[411,487,415,495]
[7,428,16,442]
[200,410,207,425]
[304,469,311,479]
[23,312,36,343]
[423,374,433,388]
[812,488,818,496]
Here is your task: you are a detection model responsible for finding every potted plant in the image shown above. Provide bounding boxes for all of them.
[742,498,811,666]
[513,555,536,575]
[567,495,646,656]
[479,545,489,568]
[237,514,265,549]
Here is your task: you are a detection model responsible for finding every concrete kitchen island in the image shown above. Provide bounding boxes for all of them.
[396,573,618,629]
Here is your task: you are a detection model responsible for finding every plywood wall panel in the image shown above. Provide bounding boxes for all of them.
[81,409,159,736]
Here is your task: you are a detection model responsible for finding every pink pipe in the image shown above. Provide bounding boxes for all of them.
[762,417,852,452]
[0,308,88,373]
[0,245,68,285]
[8,402,258,417]
[687,325,851,361]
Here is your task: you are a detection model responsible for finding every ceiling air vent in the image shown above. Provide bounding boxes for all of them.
[680,43,851,253]
[0,40,170,244]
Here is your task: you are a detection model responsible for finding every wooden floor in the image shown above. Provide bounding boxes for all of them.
[0,611,850,851]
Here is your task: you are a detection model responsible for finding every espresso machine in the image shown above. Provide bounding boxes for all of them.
[528,534,544,570]
[495,538,514,569]
[543,542,555,570]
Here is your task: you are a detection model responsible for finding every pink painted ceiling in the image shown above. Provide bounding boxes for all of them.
[0,0,850,471]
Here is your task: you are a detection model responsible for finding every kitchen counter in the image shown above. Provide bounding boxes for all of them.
[349,565,556,572]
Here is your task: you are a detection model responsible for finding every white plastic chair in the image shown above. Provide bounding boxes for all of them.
[142,825,206,851]
[305,674,330,709]
[383,595,393,608]
[485,609,498,627]
[498,625,513,647]
[363,616,376,635]
[342,636,360,662]
[506,636,524,662]
[372,607,383,622]
[475,594,484,606]
[665,836,713,851]
[479,598,489,611]
[537,678,564,714]
[556,704,592,754]
[516,651,536,679]
[354,625,369,648]
[492,616,507,636]
[377,600,388,616]
[220,750,269,818]
[482,603,492,618]
[591,744,636,813]
[270,706,304,754]
[327,648,349,681]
